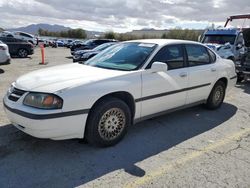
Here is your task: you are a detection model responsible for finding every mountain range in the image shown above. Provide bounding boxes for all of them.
[6,23,104,38]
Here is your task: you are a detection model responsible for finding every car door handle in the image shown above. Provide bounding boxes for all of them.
[179,72,187,78]
[211,68,217,72]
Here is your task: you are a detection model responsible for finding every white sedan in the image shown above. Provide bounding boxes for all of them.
[0,40,10,64]
[3,39,237,147]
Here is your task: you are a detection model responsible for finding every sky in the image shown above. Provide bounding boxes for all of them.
[0,0,249,32]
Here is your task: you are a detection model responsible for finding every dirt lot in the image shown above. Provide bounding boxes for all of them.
[0,47,250,188]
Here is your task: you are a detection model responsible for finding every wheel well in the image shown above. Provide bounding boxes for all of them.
[227,56,235,62]
[217,77,228,88]
[88,91,136,123]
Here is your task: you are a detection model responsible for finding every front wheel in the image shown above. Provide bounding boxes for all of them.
[205,81,226,110]
[85,97,131,147]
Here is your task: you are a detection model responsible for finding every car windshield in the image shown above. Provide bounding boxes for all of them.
[84,40,94,45]
[203,35,236,45]
[85,42,157,71]
[93,43,115,51]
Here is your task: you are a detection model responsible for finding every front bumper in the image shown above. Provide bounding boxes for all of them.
[3,95,88,140]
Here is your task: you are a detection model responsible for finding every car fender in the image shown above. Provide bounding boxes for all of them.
[58,71,142,119]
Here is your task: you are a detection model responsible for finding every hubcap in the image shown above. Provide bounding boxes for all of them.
[98,108,126,141]
[213,86,223,105]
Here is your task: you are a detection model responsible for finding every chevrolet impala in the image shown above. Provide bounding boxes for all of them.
[3,39,237,147]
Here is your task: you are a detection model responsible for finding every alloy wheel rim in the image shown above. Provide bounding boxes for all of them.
[98,108,126,141]
[19,49,27,57]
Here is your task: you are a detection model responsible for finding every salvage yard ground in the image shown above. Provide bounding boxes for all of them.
[0,48,250,188]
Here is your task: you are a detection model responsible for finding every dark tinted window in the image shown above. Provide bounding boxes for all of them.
[95,40,107,45]
[202,35,236,45]
[5,38,15,42]
[20,33,32,38]
[185,44,210,66]
[151,45,184,70]
[208,49,216,63]
[0,38,6,42]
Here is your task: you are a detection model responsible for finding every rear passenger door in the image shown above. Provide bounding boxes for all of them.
[185,44,218,104]
[141,44,188,118]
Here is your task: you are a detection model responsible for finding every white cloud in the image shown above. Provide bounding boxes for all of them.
[0,0,249,32]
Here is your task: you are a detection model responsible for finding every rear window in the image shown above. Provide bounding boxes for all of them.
[208,49,216,63]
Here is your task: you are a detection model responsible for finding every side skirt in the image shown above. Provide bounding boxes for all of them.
[134,100,206,124]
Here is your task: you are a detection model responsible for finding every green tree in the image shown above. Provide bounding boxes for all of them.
[104,31,116,39]
[38,28,87,39]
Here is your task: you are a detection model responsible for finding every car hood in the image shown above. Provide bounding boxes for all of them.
[205,43,232,52]
[14,64,128,93]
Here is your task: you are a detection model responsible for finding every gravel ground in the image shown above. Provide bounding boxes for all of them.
[0,47,249,188]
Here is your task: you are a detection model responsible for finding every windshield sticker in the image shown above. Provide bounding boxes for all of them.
[138,43,155,48]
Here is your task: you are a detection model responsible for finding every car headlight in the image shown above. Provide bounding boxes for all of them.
[23,93,63,109]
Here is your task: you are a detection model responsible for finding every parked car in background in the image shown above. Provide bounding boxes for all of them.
[3,39,236,147]
[0,40,11,64]
[12,31,37,45]
[0,31,15,38]
[66,40,82,48]
[38,38,49,47]
[56,40,64,47]
[73,42,117,62]
[0,37,34,58]
[0,31,37,45]
[64,39,73,47]
[70,39,116,55]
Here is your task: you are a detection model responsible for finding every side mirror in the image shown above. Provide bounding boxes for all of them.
[151,62,168,73]
[198,35,201,42]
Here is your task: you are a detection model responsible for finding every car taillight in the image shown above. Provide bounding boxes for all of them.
[0,46,6,50]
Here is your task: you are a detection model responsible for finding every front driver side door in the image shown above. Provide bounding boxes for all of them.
[140,44,188,118]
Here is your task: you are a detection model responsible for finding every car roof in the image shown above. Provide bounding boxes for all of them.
[124,39,202,47]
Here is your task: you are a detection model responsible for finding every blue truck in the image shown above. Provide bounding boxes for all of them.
[201,14,250,82]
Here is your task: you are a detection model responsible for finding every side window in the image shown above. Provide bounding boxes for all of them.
[207,49,216,63]
[185,44,210,66]
[0,38,6,42]
[151,45,185,70]
[20,33,32,38]
[6,38,15,42]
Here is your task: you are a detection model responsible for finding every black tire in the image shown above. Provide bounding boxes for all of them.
[18,49,28,58]
[205,81,226,110]
[85,96,131,147]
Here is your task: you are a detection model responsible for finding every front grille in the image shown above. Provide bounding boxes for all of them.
[8,87,26,102]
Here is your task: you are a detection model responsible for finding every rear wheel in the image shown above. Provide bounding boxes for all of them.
[18,49,28,58]
[85,97,131,147]
[205,81,226,110]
